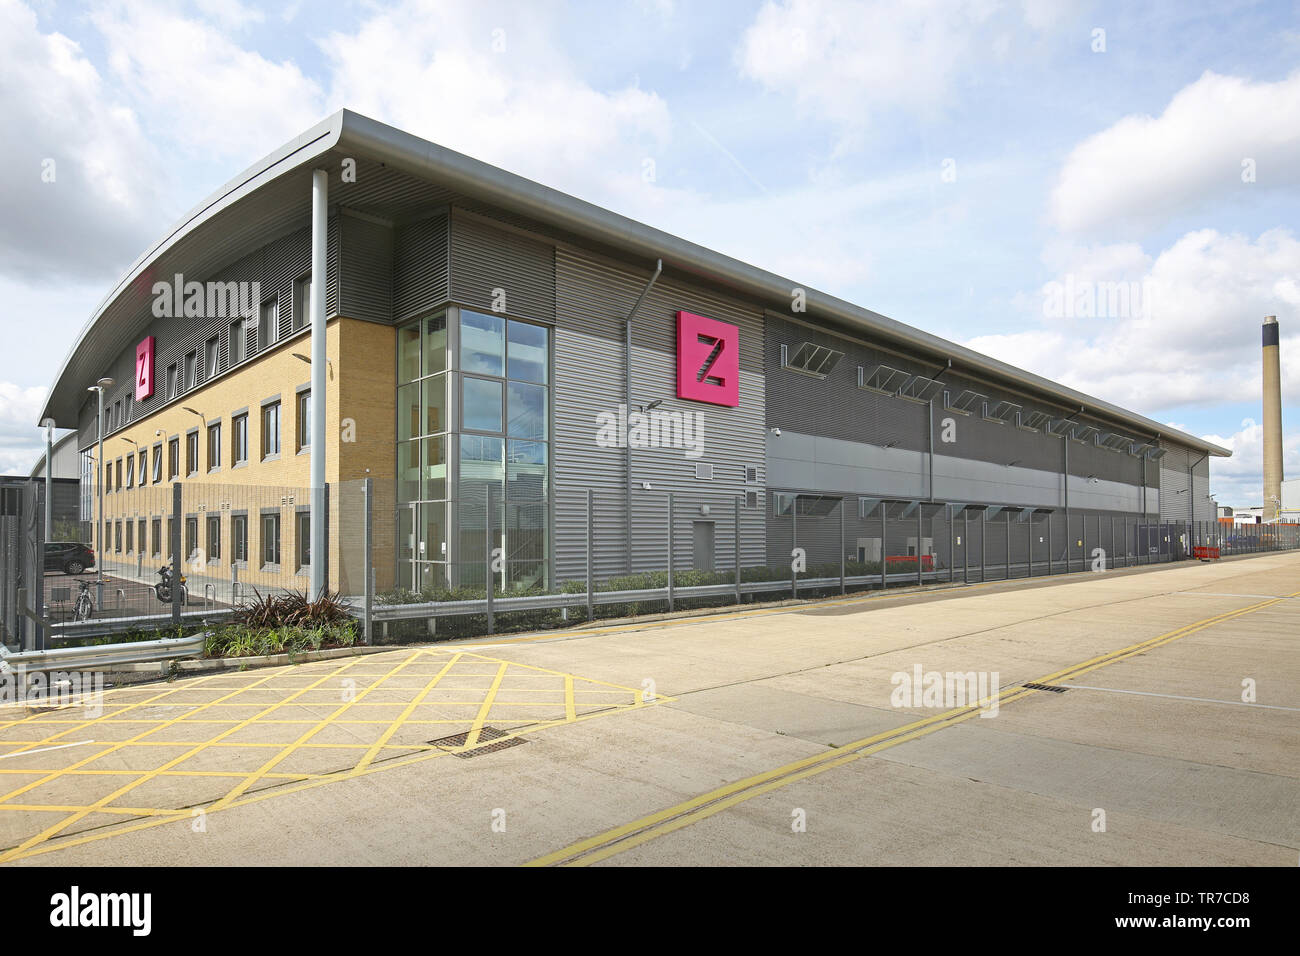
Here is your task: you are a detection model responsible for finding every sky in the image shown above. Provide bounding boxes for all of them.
[1,0,1297,507]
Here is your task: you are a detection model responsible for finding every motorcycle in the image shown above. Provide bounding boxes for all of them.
[155,565,189,606]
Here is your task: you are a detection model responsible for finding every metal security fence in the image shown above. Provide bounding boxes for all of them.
[6,474,1300,650]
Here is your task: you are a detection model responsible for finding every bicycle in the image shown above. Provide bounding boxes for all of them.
[73,579,95,622]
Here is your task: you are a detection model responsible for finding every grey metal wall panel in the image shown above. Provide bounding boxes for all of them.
[339,214,393,323]
[553,246,766,582]
[1159,442,1191,521]
[449,214,555,323]
[393,214,448,323]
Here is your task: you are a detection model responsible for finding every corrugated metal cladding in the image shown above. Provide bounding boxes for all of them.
[392,215,448,323]
[766,315,927,453]
[339,213,393,324]
[1159,442,1192,521]
[553,246,767,582]
[77,219,339,452]
[449,214,556,323]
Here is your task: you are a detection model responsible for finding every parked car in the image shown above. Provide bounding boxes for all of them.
[44,542,95,575]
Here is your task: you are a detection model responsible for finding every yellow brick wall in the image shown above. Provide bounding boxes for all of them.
[94,317,397,595]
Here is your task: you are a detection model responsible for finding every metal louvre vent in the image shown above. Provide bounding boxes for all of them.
[1099,432,1132,451]
[783,342,844,378]
[859,364,912,395]
[1069,424,1100,444]
[984,400,1021,423]
[745,490,759,509]
[1018,410,1050,432]
[695,463,713,480]
[1146,447,1168,461]
[898,376,944,403]
[745,466,758,483]
[1045,418,1074,436]
[1129,441,1152,457]
[944,389,985,414]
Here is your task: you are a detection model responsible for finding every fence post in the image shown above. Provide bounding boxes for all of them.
[880,506,888,591]
[963,510,969,583]
[171,482,182,628]
[485,486,494,636]
[949,505,955,583]
[839,497,846,595]
[1027,513,1033,578]
[980,510,986,582]
[791,498,798,600]
[1047,513,1053,576]
[734,495,742,606]
[667,493,675,612]
[1004,510,1011,580]
[586,489,594,622]
[917,507,923,587]
[362,477,373,646]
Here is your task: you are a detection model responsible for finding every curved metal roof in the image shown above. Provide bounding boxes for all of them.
[41,109,1231,457]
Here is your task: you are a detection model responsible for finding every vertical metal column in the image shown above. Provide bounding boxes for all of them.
[1047,514,1053,576]
[839,498,846,595]
[980,511,986,582]
[948,505,955,583]
[917,507,923,587]
[880,507,888,591]
[171,482,182,627]
[791,501,798,599]
[484,484,494,635]
[1027,514,1033,577]
[963,510,968,583]
[667,493,675,612]
[363,478,373,645]
[308,169,328,598]
[734,496,742,605]
[586,489,594,622]
[1005,511,1011,580]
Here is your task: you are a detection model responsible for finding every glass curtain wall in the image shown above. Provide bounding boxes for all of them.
[396,306,550,594]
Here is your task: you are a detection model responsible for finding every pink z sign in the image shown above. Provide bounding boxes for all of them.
[676,311,739,407]
[135,336,156,401]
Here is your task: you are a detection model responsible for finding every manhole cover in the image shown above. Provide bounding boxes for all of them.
[428,726,527,759]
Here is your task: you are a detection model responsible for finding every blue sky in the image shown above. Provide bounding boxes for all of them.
[1,0,1297,505]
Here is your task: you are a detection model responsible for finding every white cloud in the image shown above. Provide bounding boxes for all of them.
[1050,70,1300,234]
[1203,418,1300,508]
[91,0,322,161]
[0,381,50,474]
[0,0,163,281]
[320,1,674,211]
[734,0,1082,134]
[969,227,1300,413]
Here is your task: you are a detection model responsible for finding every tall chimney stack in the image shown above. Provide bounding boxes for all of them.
[1262,315,1284,521]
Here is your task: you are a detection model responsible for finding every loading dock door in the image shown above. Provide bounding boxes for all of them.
[693,521,715,572]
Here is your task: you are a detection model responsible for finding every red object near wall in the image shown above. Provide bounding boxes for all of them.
[886,554,934,571]
[1193,546,1220,560]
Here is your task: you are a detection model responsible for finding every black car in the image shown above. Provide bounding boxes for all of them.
[44,542,95,575]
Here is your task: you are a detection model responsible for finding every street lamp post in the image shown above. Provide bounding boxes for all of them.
[40,418,55,545]
[88,377,114,609]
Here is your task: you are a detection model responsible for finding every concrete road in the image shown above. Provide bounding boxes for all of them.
[2,552,1297,866]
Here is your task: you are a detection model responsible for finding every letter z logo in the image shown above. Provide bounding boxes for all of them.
[676,312,739,406]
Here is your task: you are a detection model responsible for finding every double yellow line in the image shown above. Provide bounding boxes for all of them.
[526,591,1293,866]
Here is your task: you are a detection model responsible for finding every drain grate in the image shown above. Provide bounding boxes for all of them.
[1023,682,1068,693]
[428,726,527,759]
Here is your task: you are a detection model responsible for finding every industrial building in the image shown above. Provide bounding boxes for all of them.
[37,110,1228,598]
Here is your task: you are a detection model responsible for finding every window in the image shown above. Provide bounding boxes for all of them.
[114,521,122,552]
[293,273,312,331]
[232,414,248,465]
[185,352,197,391]
[296,511,311,571]
[151,444,162,484]
[166,517,176,560]
[167,365,179,400]
[186,431,199,476]
[205,336,220,379]
[207,422,222,471]
[259,298,279,348]
[262,401,281,458]
[168,437,180,480]
[185,516,198,561]
[296,390,311,452]
[125,454,134,488]
[138,449,147,484]
[115,458,122,489]
[125,520,134,554]
[261,512,281,568]
[230,318,250,365]
[460,309,505,376]
[206,515,221,562]
[463,377,503,432]
[151,518,161,557]
[231,514,248,564]
[782,342,844,378]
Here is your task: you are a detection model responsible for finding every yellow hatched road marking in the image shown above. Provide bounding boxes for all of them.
[352,653,462,773]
